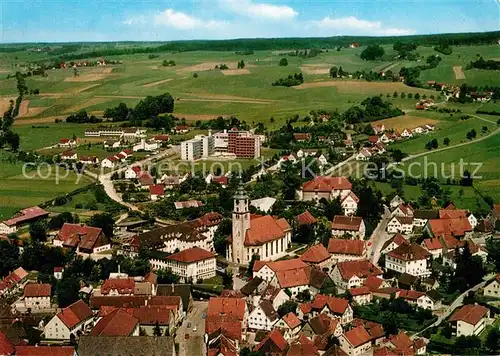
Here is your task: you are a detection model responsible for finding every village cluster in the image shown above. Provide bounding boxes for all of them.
[0,167,498,355]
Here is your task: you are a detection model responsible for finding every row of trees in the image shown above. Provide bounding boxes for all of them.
[343,96,404,124]
[66,109,102,124]
[467,57,500,71]
[272,73,304,87]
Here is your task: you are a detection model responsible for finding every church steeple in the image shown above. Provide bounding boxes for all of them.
[231,181,250,264]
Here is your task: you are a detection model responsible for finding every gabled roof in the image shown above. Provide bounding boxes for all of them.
[311,294,349,315]
[423,238,442,250]
[336,260,383,281]
[23,283,51,298]
[253,258,308,273]
[349,286,371,296]
[207,297,246,321]
[426,289,442,302]
[15,346,75,356]
[78,336,175,356]
[132,305,172,325]
[3,206,49,227]
[387,243,431,261]
[341,191,359,204]
[363,276,385,291]
[331,216,363,231]
[302,176,352,192]
[90,308,139,336]
[324,345,348,356]
[166,247,216,263]
[342,326,372,347]
[440,234,464,249]
[101,278,135,295]
[439,209,467,219]
[282,312,301,329]
[0,331,14,356]
[240,277,265,296]
[413,210,439,220]
[381,234,408,252]
[295,210,318,226]
[300,244,330,263]
[244,215,291,246]
[328,239,365,256]
[428,217,472,237]
[56,300,93,329]
[287,333,319,356]
[149,184,165,196]
[258,300,278,322]
[59,223,103,250]
[398,289,425,301]
[255,329,288,352]
[450,304,489,325]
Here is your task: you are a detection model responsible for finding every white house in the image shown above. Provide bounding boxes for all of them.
[380,234,408,255]
[341,192,359,216]
[101,156,118,168]
[385,243,431,277]
[125,166,142,179]
[317,154,329,167]
[389,195,405,209]
[253,259,309,283]
[339,326,372,356]
[60,151,78,161]
[299,176,352,202]
[331,260,383,292]
[248,300,278,331]
[355,149,372,161]
[273,312,301,340]
[348,287,372,306]
[380,133,394,144]
[387,216,414,234]
[401,128,413,138]
[484,275,500,299]
[133,139,159,152]
[53,267,64,280]
[421,238,443,258]
[44,300,94,340]
[331,216,366,239]
[391,204,414,218]
[149,247,216,282]
[449,304,490,337]
[104,140,121,149]
[260,285,290,311]
[59,138,77,148]
[327,239,366,264]
[22,283,52,311]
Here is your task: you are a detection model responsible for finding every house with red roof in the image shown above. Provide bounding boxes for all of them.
[58,138,77,148]
[0,267,29,296]
[391,204,414,218]
[331,260,383,292]
[385,331,427,355]
[300,176,352,202]
[248,299,279,331]
[55,223,111,255]
[424,217,473,239]
[149,247,216,283]
[381,234,409,255]
[385,243,431,277]
[309,294,353,325]
[300,314,343,351]
[300,244,332,268]
[293,133,312,142]
[287,333,320,355]
[132,305,175,336]
[21,283,52,312]
[152,134,169,143]
[60,150,78,161]
[270,265,328,298]
[15,346,76,356]
[44,299,94,340]
[331,215,366,239]
[339,325,372,356]
[228,183,292,265]
[387,216,414,234]
[274,312,302,340]
[328,238,367,264]
[124,166,142,179]
[449,304,490,336]
[348,286,372,305]
[295,210,318,226]
[90,308,139,336]
[0,206,49,234]
[206,297,248,342]
[255,329,288,355]
[101,155,119,168]
[149,184,165,201]
[100,278,135,296]
[341,192,359,216]
[421,238,443,257]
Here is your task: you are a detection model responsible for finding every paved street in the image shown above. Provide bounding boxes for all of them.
[175,301,208,356]
[369,206,392,266]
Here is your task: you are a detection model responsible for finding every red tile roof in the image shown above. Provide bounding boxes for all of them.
[23,283,51,298]
[166,247,216,263]
[244,215,291,246]
[153,135,169,141]
[287,335,319,356]
[149,184,165,196]
[450,304,489,325]
[256,329,288,352]
[311,294,349,315]
[54,266,64,273]
[363,276,385,291]
[343,326,372,348]
[90,308,138,336]
[205,316,243,341]
[331,216,363,231]
[132,305,172,325]
[423,238,442,250]
[57,300,93,329]
[212,176,228,185]
[368,136,379,144]
[101,278,135,295]
[349,286,371,296]
[207,297,246,321]
[59,223,103,250]
[388,331,413,350]
[342,191,359,204]
[301,244,331,264]
[253,258,308,272]
[440,235,464,249]
[296,210,318,226]
[0,331,14,356]
[428,217,472,237]
[138,172,154,186]
[294,133,312,141]
[15,346,75,356]
[0,267,28,292]
[398,289,425,301]
[328,239,365,256]
[282,312,301,329]
[381,234,408,252]
[439,209,467,219]
[302,176,352,192]
[275,268,310,288]
[387,243,430,261]
[3,206,49,227]
[337,260,383,280]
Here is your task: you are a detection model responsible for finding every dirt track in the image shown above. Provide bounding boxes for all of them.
[453,66,466,80]
[142,78,174,87]
[294,80,434,94]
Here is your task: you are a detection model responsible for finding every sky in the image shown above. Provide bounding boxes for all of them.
[1,0,499,43]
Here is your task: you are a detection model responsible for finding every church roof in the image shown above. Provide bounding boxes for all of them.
[244,215,291,246]
[234,182,248,200]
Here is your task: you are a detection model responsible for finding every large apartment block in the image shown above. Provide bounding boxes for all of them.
[181,135,215,161]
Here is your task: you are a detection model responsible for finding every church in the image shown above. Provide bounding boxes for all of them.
[226,183,292,265]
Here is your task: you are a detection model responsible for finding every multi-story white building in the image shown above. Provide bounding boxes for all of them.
[449,304,490,336]
[484,275,500,298]
[331,260,383,292]
[385,243,431,277]
[22,283,52,311]
[299,176,352,201]
[247,300,278,331]
[44,300,94,340]
[149,247,216,282]
[341,192,359,216]
[180,134,214,161]
[339,326,372,356]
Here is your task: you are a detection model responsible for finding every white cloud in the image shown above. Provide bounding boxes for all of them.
[224,0,298,20]
[313,16,415,36]
[124,9,226,30]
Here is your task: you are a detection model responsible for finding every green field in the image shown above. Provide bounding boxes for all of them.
[0,152,93,220]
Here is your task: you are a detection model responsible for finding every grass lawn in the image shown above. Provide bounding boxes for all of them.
[0,152,93,220]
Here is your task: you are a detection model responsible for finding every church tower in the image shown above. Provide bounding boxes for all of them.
[232,182,250,264]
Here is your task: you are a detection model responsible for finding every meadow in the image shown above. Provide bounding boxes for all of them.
[0,41,499,218]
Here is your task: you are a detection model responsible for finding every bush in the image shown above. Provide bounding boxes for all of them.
[279,58,288,66]
[272,73,304,87]
[360,45,385,60]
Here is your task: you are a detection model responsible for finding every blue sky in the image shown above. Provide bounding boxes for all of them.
[1,0,499,43]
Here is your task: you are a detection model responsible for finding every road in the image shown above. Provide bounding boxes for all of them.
[84,146,179,212]
[414,274,496,336]
[369,206,392,266]
[387,126,500,170]
[175,301,208,356]
[324,154,356,176]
